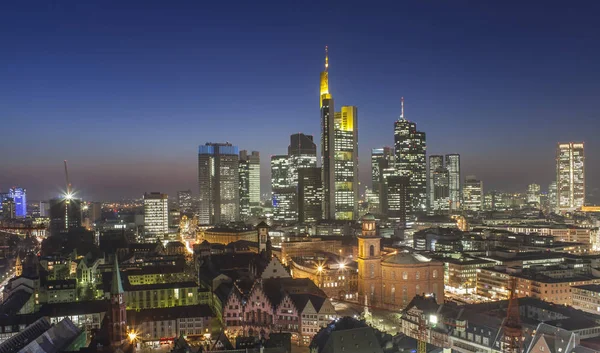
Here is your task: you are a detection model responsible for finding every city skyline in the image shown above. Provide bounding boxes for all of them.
[2,2,600,201]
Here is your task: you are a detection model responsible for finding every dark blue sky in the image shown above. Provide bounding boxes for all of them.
[1,1,599,201]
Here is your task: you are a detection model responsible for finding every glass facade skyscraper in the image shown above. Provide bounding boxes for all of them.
[463,176,483,212]
[334,106,358,220]
[445,154,461,211]
[556,142,585,211]
[239,150,260,221]
[298,167,322,223]
[271,155,296,223]
[198,143,240,225]
[9,187,26,218]
[394,99,427,218]
[428,155,443,212]
[288,133,317,187]
[143,192,169,242]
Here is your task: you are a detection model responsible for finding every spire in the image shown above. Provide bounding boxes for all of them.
[320,46,331,108]
[325,45,329,71]
[111,257,124,295]
[400,97,405,120]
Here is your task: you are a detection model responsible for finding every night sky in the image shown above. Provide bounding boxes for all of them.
[1,1,599,202]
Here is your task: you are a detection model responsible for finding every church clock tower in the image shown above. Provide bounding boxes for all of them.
[357,214,382,307]
[108,258,127,346]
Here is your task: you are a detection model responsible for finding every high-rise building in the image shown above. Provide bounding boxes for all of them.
[271,155,296,223]
[334,106,359,220]
[143,192,169,242]
[394,98,427,218]
[288,133,317,187]
[548,182,557,212]
[198,143,240,225]
[177,190,193,213]
[383,175,409,226]
[556,142,585,211]
[372,147,394,196]
[431,167,450,214]
[1,198,16,219]
[8,187,26,218]
[298,167,323,223]
[463,176,483,212]
[239,151,259,221]
[527,183,541,206]
[320,47,335,220]
[428,155,443,212]
[39,201,49,217]
[445,154,461,211]
[49,196,82,233]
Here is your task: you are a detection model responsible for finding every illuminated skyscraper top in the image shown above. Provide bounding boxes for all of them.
[319,46,331,108]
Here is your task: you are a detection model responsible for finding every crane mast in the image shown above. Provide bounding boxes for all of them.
[64,160,72,196]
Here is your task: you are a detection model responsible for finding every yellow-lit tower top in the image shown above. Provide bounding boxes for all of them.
[320,46,331,108]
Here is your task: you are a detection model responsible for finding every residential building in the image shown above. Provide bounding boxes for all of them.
[572,284,600,314]
[394,98,427,218]
[198,142,240,225]
[127,305,214,343]
[556,142,585,211]
[143,192,169,242]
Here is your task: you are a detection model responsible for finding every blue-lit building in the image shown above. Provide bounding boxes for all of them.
[198,143,240,225]
[9,187,27,217]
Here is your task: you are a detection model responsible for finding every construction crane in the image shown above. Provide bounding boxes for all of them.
[502,278,522,353]
[64,160,72,198]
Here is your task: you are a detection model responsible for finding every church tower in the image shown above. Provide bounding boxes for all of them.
[357,213,382,307]
[257,221,269,253]
[108,258,127,346]
[15,253,22,277]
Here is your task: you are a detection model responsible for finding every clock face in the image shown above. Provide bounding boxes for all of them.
[119,296,123,304]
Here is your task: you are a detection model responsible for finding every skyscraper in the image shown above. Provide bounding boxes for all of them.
[556,142,585,211]
[548,182,557,212]
[428,155,443,212]
[445,154,461,211]
[198,143,240,225]
[463,176,483,212]
[288,133,317,187]
[334,106,359,220]
[298,167,323,223]
[239,150,260,221]
[372,147,394,197]
[271,155,296,223]
[49,196,82,233]
[143,192,169,242]
[320,47,335,220]
[383,175,409,226]
[394,98,427,218]
[177,190,193,213]
[432,167,450,214]
[8,187,26,218]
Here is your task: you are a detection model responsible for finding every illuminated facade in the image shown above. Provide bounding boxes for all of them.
[177,190,192,213]
[383,175,409,225]
[288,133,317,187]
[371,147,394,213]
[298,167,322,223]
[49,197,82,233]
[548,181,557,211]
[431,167,450,214]
[143,192,169,242]
[394,98,427,218]
[334,106,358,220]
[198,143,240,225]
[445,154,461,211]
[463,176,483,212]
[271,155,296,223]
[556,142,585,211]
[428,155,443,212]
[527,183,541,206]
[239,150,260,221]
[8,187,26,218]
[320,47,335,220]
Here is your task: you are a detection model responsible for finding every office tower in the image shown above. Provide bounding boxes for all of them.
[271,155,296,223]
[198,143,240,225]
[372,147,394,196]
[432,167,450,214]
[288,133,317,187]
[383,175,409,226]
[428,155,443,211]
[334,106,359,220]
[556,142,585,211]
[445,154,461,211]
[39,201,49,217]
[527,183,541,206]
[49,196,82,233]
[298,167,323,223]
[143,192,169,242]
[463,176,483,212]
[8,187,26,217]
[548,182,557,212]
[394,98,427,218]
[1,198,16,219]
[320,47,335,220]
[82,201,102,227]
[239,156,250,221]
[177,190,193,213]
